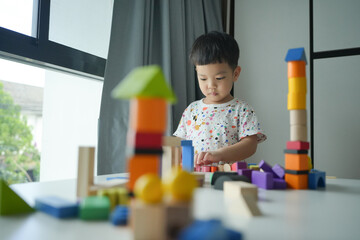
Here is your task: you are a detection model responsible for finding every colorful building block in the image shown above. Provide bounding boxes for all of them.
[164,202,193,239]
[210,172,237,185]
[127,154,160,191]
[285,153,309,171]
[129,98,167,133]
[273,178,287,189]
[223,163,232,172]
[272,164,285,179]
[237,169,253,182]
[214,175,250,190]
[76,146,95,198]
[287,92,306,110]
[134,174,163,204]
[211,166,218,172]
[285,173,308,189]
[308,169,326,189]
[249,164,260,171]
[181,140,194,172]
[258,160,276,177]
[286,141,309,150]
[0,179,34,216]
[201,166,211,172]
[287,61,306,78]
[288,77,307,93]
[231,161,247,171]
[162,136,182,177]
[251,171,274,189]
[163,168,197,202]
[35,196,78,219]
[111,65,177,103]
[111,205,129,225]
[128,131,163,150]
[79,196,110,220]
[285,47,307,63]
[98,187,129,210]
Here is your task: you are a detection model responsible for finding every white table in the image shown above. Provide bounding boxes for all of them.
[1,175,360,240]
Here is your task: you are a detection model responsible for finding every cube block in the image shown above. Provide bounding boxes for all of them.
[272,164,285,179]
[308,170,326,190]
[285,153,309,171]
[288,77,307,93]
[287,61,306,78]
[79,196,110,220]
[285,173,308,189]
[287,92,306,110]
[128,131,163,150]
[258,160,276,177]
[237,169,253,182]
[251,171,274,189]
[286,141,309,150]
[231,162,247,171]
[290,124,307,142]
[290,109,307,125]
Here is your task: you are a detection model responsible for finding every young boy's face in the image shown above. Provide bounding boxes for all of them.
[196,62,241,104]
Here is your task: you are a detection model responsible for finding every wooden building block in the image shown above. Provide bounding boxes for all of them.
[237,169,253,182]
[251,171,274,190]
[181,140,194,172]
[165,202,193,239]
[134,174,163,204]
[258,160,276,177]
[191,172,205,187]
[202,166,211,172]
[98,187,129,210]
[223,181,261,217]
[223,163,232,172]
[290,109,307,125]
[290,124,308,142]
[308,169,326,189]
[79,196,110,220]
[163,168,197,202]
[285,153,309,171]
[130,200,166,240]
[77,146,95,198]
[272,164,285,179]
[162,136,182,147]
[287,92,306,110]
[249,165,260,171]
[286,141,309,150]
[111,205,129,226]
[35,196,78,219]
[129,98,167,133]
[210,166,218,172]
[285,173,308,189]
[127,131,163,150]
[273,178,287,189]
[288,77,307,93]
[128,154,160,191]
[217,164,224,172]
[287,61,306,78]
[0,179,35,216]
[231,161,247,171]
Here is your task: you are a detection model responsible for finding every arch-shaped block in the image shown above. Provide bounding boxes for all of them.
[308,170,326,189]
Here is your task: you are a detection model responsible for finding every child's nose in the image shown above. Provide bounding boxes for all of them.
[208,79,217,88]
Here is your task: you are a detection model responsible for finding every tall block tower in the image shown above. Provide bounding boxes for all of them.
[284,48,310,189]
[112,65,177,191]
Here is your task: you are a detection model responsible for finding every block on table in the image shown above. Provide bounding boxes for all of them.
[251,171,274,189]
[79,196,110,220]
[35,196,78,219]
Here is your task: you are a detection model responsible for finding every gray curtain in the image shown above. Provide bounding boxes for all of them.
[97,0,223,175]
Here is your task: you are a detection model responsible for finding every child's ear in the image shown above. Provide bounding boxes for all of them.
[233,66,241,82]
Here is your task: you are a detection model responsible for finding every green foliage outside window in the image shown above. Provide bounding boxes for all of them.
[0,82,40,184]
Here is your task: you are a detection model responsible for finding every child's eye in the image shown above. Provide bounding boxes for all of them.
[216,77,225,80]
[200,78,207,81]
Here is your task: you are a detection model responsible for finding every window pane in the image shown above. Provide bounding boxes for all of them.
[0,0,37,37]
[0,58,44,184]
[49,0,113,58]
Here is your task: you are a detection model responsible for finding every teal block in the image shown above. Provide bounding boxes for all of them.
[79,196,110,220]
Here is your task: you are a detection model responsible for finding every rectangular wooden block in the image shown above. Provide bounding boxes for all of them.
[288,77,307,93]
[35,196,78,219]
[288,61,306,78]
[130,98,167,133]
[287,93,306,110]
[290,109,307,125]
[162,136,182,147]
[127,154,160,191]
[77,147,95,198]
[290,124,308,142]
[285,153,309,171]
[285,173,308,189]
[286,141,310,150]
[127,131,163,150]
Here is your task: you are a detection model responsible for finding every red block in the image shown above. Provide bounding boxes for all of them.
[128,131,163,149]
[286,141,309,150]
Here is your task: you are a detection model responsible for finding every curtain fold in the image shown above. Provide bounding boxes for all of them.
[97,0,223,175]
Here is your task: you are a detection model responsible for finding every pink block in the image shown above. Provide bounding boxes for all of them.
[231,161,247,171]
[202,166,211,172]
[195,166,202,172]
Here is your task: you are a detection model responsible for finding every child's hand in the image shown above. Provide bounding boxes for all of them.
[195,151,222,166]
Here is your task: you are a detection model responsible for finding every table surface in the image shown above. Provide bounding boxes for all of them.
[1,175,360,240]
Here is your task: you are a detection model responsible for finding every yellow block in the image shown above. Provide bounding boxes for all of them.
[288,77,307,93]
[163,167,197,202]
[288,92,306,110]
[134,174,163,204]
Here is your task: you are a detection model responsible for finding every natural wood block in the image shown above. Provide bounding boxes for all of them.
[290,124,307,141]
[290,109,307,125]
[77,147,95,198]
[162,136,182,147]
[223,163,232,172]
[130,98,167,133]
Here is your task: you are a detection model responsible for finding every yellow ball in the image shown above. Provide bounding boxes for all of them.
[163,168,197,202]
[134,174,163,204]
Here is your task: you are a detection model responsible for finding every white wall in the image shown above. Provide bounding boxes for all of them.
[234,0,360,179]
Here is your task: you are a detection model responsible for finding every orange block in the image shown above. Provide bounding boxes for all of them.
[130,98,167,133]
[285,173,308,189]
[288,61,306,78]
[285,153,309,171]
[287,92,306,110]
[211,166,218,172]
[128,154,160,191]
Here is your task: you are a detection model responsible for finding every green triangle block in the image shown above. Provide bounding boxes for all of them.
[111,65,177,104]
[0,179,35,216]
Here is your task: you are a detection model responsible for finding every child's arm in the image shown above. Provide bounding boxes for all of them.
[194,135,258,166]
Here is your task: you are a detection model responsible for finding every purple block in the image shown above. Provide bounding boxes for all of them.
[237,169,253,182]
[273,178,287,189]
[251,171,274,189]
[231,162,247,171]
[259,160,276,177]
[272,164,285,179]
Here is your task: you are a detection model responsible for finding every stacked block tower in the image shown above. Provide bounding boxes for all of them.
[284,48,310,189]
[112,65,177,191]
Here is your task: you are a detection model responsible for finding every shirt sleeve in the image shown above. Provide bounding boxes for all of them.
[173,107,188,139]
[238,103,267,143]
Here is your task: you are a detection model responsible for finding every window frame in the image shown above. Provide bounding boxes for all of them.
[0,0,106,80]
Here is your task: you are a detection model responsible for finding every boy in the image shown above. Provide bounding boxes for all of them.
[173,31,266,167]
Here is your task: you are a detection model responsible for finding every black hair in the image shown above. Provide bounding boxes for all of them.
[190,31,240,70]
